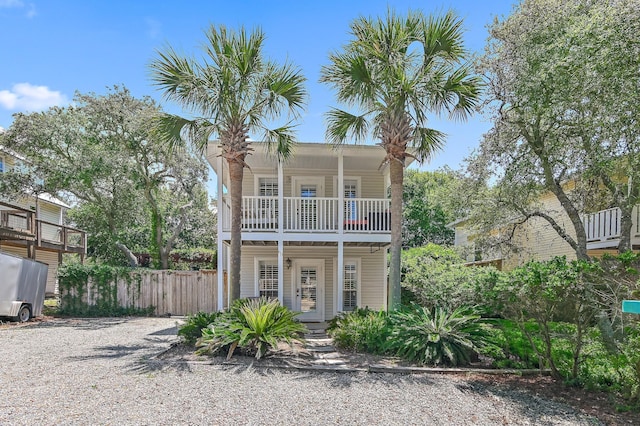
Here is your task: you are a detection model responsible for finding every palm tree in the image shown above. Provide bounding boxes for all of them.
[150,25,307,301]
[320,10,481,310]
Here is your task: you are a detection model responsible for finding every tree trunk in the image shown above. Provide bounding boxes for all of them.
[115,242,138,267]
[228,159,244,302]
[388,159,404,310]
[618,203,634,253]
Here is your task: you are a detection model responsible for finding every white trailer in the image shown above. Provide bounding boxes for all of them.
[0,252,48,322]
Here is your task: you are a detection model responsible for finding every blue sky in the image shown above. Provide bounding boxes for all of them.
[0,0,517,194]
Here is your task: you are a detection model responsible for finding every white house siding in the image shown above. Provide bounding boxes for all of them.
[241,168,385,199]
[0,245,59,295]
[237,246,385,320]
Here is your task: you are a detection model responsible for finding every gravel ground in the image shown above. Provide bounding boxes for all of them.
[0,318,602,425]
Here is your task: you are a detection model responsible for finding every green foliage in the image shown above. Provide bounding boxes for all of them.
[3,86,213,268]
[327,308,390,353]
[57,263,153,317]
[197,298,307,360]
[401,244,504,316]
[402,169,465,247]
[386,304,486,366]
[498,257,599,379]
[178,311,222,345]
[170,248,217,271]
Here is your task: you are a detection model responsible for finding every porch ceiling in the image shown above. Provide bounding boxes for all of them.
[206,141,415,186]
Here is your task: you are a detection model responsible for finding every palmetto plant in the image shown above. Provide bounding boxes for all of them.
[386,304,486,366]
[320,10,481,309]
[150,26,307,302]
[327,307,390,353]
[197,297,307,360]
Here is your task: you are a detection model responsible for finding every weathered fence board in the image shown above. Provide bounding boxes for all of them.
[69,270,225,316]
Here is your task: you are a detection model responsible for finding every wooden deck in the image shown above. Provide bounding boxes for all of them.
[0,201,86,257]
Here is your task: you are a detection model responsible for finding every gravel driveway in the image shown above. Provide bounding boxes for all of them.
[0,317,601,425]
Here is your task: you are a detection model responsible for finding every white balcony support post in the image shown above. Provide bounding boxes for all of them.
[337,241,344,313]
[338,151,344,235]
[382,247,388,311]
[278,160,284,235]
[216,155,225,311]
[278,240,284,305]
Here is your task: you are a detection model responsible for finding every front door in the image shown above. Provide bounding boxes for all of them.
[293,259,324,321]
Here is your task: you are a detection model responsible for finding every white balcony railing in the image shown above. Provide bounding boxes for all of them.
[221,196,391,233]
[583,207,622,242]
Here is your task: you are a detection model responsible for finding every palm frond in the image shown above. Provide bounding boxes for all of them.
[411,127,447,163]
[262,124,298,161]
[423,10,466,62]
[152,113,215,153]
[324,108,370,146]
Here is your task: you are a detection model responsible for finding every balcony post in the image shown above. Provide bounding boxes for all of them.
[278,158,284,234]
[338,151,344,235]
[337,241,344,313]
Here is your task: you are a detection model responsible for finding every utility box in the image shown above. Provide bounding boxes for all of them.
[0,252,48,322]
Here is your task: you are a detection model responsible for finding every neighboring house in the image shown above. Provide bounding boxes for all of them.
[450,188,640,270]
[206,142,401,321]
[0,147,86,296]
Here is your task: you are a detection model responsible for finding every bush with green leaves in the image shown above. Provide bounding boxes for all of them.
[386,304,487,366]
[499,257,599,379]
[178,311,222,345]
[197,297,307,360]
[327,308,389,353]
[401,244,504,316]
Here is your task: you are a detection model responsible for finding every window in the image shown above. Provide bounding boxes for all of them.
[259,177,278,196]
[258,261,278,299]
[344,180,358,221]
[0,156,4,173]
[343,262,358,311]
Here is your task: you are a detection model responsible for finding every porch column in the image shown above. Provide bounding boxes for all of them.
[278,240,284,305]
[216,155,225,311]
[337,241,344,313]
[382,247,388,311]
[277,159,284,233]
[338,150,344,234]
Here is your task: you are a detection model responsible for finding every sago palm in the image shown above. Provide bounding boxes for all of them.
[320,10,481,309]
[150,25,307,301]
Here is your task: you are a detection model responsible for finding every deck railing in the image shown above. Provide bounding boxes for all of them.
[583,207,622,242]
[0,201,86,253]
[222,196,390,233]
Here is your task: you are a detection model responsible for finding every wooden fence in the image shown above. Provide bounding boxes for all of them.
[79,270,227,316]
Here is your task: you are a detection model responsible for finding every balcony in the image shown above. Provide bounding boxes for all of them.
[582,206,640,249]
[221,196,391,234]
[0,201,87,255]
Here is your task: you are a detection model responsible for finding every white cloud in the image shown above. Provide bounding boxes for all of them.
[0,83,69,112]
[0,0,36,18]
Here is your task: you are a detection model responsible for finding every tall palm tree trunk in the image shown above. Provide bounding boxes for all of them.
[228,159,244,301]
[388,158,404,310]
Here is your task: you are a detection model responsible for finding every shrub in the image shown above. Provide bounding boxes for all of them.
[499,257,599,379]
[169,248,217,270]
[327,308,389,353]
[401,244,504,316]
[386,304,487,366]
[197,297,307,360]
[178,311,222,345]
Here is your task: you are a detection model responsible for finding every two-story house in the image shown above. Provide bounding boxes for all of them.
[207,142,397,321]
[450,188,640,270]
[0,147,86,296]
